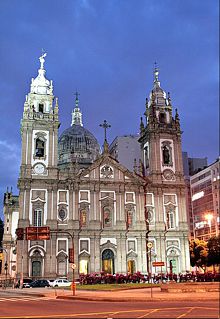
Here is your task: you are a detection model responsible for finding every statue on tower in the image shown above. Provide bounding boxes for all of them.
[39,52,47,69]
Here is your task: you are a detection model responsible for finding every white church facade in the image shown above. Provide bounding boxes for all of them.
[3,54,190,279]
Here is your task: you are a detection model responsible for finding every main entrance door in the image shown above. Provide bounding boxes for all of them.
[32,261,41,277]
[102,249,114,274]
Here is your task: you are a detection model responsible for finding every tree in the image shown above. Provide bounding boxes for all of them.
[189,239,208,270]
[207,235,220,268]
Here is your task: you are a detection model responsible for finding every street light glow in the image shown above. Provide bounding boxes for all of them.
[205,213,213,222]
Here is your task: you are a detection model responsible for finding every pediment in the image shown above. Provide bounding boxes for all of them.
[78,152,146,186]
[127,250,138,258]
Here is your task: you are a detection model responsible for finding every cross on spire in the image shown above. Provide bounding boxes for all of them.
[99,120,111,142]
[74,91,80,101]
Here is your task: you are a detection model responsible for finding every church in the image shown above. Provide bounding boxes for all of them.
[3,54,190,279]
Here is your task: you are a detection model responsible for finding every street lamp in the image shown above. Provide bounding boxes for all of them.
[205,213,213,238]
[0,247,8,289]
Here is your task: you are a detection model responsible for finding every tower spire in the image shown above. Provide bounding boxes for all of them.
[153,61,160,86]
[71,91,83,126]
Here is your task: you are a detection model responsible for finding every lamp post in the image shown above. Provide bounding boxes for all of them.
[0,247,8,289]
[205,213,213,239]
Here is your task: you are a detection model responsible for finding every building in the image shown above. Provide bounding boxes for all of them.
[190,158,220,240]
[182,152,208,177]
[1,190,19,278]
[182,152,208,239]
[109,135,141,171]
[3,55,190,279]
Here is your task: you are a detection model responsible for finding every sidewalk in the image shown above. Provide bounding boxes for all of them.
[1,286,219,302]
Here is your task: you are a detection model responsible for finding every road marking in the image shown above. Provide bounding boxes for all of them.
[0,306,218,319]
[176,307,197,318]
[137,309,158,318]
[0,297,57,303]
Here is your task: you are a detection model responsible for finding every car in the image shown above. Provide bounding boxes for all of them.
[52,279,72,287]
[47,279,55,287]
[29,279,50,288]
[15,278,33,288]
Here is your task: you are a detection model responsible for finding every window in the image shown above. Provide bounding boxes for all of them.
[167,210,175,229]
[159,112,166,123]
[35,138,45,157]
[39,104,44,113]
[33,209,42,227]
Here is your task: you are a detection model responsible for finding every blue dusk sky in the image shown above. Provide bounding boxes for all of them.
[0,0,219,218]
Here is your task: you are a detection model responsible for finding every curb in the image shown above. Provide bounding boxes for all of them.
[56,295,220,302]
[0,290,46,298]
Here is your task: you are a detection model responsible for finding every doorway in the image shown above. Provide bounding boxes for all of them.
[32,261,41,277]
[127,260,136,274]
[102,249,115,274]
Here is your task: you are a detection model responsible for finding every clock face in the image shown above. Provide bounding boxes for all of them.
[163,169,174,181]
[34,163,45,175]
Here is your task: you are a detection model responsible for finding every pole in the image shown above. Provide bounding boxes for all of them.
[149,248,153,298]
[71,234,76,296]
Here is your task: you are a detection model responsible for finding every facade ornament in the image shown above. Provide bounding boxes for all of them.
[99,120,111,153]
[139,116,144,134]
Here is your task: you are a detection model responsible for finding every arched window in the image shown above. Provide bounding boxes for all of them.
[35,138,45,157]
[33,209,42,227]
[159,112,166,123]
[57,253,67,276]
[38,103,44,113]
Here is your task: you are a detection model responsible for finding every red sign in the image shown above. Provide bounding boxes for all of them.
[69,248,74,263]
[26,227,50,240]
[152,261,165,267]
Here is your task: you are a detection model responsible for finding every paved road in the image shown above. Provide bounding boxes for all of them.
[0,297,218,318]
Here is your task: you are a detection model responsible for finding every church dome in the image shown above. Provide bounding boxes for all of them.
[58,125,100,167]
[58,93,100,168]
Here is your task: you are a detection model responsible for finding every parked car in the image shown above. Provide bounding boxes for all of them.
[53,279,71,287]
[29,279,50,288]
[15,278,33,288]
[47,279,55,287]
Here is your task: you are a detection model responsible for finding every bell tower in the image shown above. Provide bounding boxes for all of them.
[139,64,183,183]
[20,53,59,179]
[139,64,190,274]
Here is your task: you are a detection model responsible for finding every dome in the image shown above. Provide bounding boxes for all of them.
[58,124,101,167]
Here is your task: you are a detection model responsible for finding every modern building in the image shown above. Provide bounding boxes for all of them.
[3,55,190,280]
[182,152,208,239]
[182,152,208,176]
[190,158,220,240]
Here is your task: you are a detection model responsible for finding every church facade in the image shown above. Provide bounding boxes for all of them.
[3,55,190,279]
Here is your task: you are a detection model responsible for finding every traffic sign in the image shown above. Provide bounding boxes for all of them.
[152,261,165,267]
[71,263,76,269]
[147,242,153,249]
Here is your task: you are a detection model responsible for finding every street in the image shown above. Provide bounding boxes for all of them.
[0,296,218,318]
